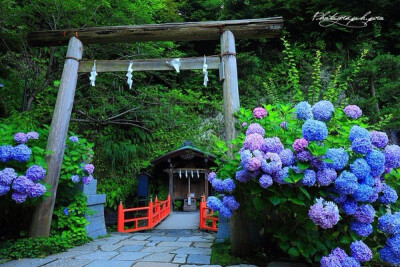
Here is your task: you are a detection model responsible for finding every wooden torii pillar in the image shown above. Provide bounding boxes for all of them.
[26,18,283,255]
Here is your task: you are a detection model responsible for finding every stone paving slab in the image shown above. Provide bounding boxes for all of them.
[141,252,175,262]
[171,247,212,255]
[157,241,192,247]
[177,236,210,242]
[0,258,55,267]
[118,240,149,246]
[118,245,144,252]
[68,244,99,251]
[86,259,134,267]
[172,253,187,263]
[145,241,160,247]
[148,236,178,241]
[112,252,152,261]
[133,262,179,267]
[45,250,88,259]
[193,242,213,248]
[75,251,118,260]
[129,235,151,240]
[101,244,123,251]
[141,246,179,253]
[186,254,211,265]
[43,258,93,267]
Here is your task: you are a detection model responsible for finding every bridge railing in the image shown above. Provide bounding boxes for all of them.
[117,195,170,233]
[199,195,218,232]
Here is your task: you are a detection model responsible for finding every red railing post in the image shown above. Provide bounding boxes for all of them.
[199,195,204,229]
[148,198,153,228]
[117,201,124,232]
[167,195,170,214]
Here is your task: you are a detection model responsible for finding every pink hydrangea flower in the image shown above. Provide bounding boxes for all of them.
[252,107,267,119]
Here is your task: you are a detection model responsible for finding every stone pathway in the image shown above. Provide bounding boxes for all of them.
[156,212,199,230]
[1,230,219,267]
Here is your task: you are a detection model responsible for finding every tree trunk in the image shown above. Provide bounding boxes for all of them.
[369,75,380,118]
[29,37,83,237]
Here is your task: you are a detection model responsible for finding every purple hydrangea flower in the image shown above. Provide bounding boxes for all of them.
[25,165,46,182]
[378,213,400,235]
[294,101,313,120]
[207,196,221,211]
[0,145,13,162]
[253,107,267,119]
[83,164,94,174]
[27,183,46,198]
[350,221,373,237]
[324,148,349,170]
[330,247,348,262]
[219,204,232,218]
[279,149,294,166]
[63,208,69,216]
[246,123,265,136]
[379,184,398,204]
[350,240,372,262]
[334,171,358,195]
[235,170,251,183]
[379,246,400,266]
[352,184,373,202]
[12,144,32,162]
[320,255,341,267]
[349,126,370,142]
[12,192,27,203]
[207,172,216,183]
[261,137,284,154]
[312,100,334,122]
[384,145,400,168]
[370,131,388,148]
[243,133,264,151]
[14,133,28,144]
[279,121,287,129]
[259,174,273,188]
[308,198,340,229]
[222,178,235,193]
[302,119,328,141]
[222,195,240,211]
[245,157,261,172]
[71,175,80,183]
[12,176,34,193]
[82,175,93,185]
[69,136,79,143]
[292,138,308,152]
[296,150,313,162]
[316,168,337,186]
[341,257,361,267]
[26,132,39,140]
[354,204,375,224]
[344,105,362,119]
[350,159,371,180]
[261,153,282,174]
[301,169,316,186]
[0,168,17,185]
[0,184,10,196]
[351,138,372,155]
[212,179,224,192]
[365,149,385,177]
[341,199,358,215]
[240,149,252,168]
[274,167,289,184]
[252,150,265,161]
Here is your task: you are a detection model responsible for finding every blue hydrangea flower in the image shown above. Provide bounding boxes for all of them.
[245,157,261,172]
[359,175,374,187]
[27,183,46,198]
[235,170,251,183]
[12,192,27,203]
[26,132,39,140]
[350,158,371,180]
[12,176,34,194]
[354,204,375,224]
[243,133,264,151]
[69,136,79,143]
[63,208,69,216]
[14,133,28,144]
[222,179,235,193]
[350,240,372,262]
[320,255,341,267]
[12,144,32,162]
[252,150,265,161]
[334,171,358,195]
[352,184,373,202]
[370,131,388,148]
[324,148,349,170]
[219,204,232,218]
[312,100,334,122]
[365,149,385,177]
[378,213,400,235]
[246,123,265,136]
[274,167,289,184]
[387,234,400,258]
[25,165,46,182]
[279,149,294,166]
[301,169,316,186]
[341,199,358,215]
[0,145,13,162]
[207,172,216,183]
[71,175,80,183]
[212,179,224,192]
[261,137,284,154]
[296,150,313,162]
[379,184,398,205]
[344,105,362,119]
[379,246,400,266]
[294,101,313,120]
[350,221,373,237]
[0,184,10,196]
[0,168,17,185]
[341,257,361,267]
[259,174,273,188]
[222,195,240,211]
[308,198,340,229]
[206,196,221,211]
[316,168,337,186]
[302,119,328,141]
[384,145,400,168]
[349,126,370,142]
[240,149,252,169]
[351,138,373,154]
[329,247,348,263]
[261,153,282,174]
[333,193,347,204]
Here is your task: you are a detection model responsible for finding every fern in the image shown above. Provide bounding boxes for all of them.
[263,77,280,104]
[281,37,302,103]
[308,50,322,104]
[324,65,342,103]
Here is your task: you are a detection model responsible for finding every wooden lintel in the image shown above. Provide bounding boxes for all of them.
[78,56,220,73]
[27,17,283,47]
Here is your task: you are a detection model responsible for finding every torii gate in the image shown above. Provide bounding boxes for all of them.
[26,17,283,255]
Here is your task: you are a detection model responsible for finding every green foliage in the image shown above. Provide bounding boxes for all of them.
[308,50,322,104]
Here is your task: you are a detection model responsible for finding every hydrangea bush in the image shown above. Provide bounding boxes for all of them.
[208,101,400,265]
